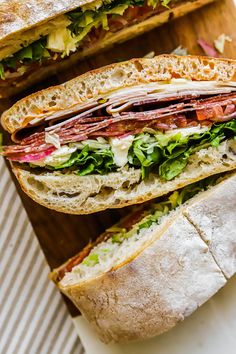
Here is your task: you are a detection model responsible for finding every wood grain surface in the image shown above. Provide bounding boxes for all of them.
[1,0,236,317]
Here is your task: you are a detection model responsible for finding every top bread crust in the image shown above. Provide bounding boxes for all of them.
[2,54,236,134]
[0,0,99,43]
[0,0,106,60]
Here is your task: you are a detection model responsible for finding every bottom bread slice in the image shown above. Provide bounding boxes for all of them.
[12,139,236,214]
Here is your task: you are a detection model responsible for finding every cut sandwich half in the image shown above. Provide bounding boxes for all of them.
[1,55,236,214]
[0,0,215,97]
[51,172,236,343]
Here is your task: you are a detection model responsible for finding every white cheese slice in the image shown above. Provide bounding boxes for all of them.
[105,79,236,101]
[165,125,210,137]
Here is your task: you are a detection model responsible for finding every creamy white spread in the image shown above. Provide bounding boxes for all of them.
[33,145,77,167]
[110,135,134,167]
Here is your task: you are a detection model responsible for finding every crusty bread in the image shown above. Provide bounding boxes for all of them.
[0,0,100,58]
[12,139,236,214]
[3,52,235,132]
[60,216,226,343]
[51,173,236,343]
[184,174,236,279]
[0,0,216,97]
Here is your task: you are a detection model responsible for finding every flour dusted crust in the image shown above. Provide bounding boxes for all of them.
[50,173,236,343]
[0,0,99,48]
[57,215,226,343]
[184,173,236,279]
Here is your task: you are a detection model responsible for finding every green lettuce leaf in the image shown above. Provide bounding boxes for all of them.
[81,253,99,266]
[128,120,236,180]
[0,63,4,79]
[158,152,189,181]
[1,38,49,74]
[51,145,116,175]
[67,0,145,36]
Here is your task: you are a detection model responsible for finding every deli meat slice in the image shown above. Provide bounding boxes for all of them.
[2,92,236,161]
[9,147,56,162]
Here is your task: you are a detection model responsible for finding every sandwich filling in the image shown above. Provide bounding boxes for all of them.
[0,0,175,90]
[2,80,236,181]
[57,175,221,286]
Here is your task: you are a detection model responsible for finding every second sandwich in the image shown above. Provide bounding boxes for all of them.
[51,172,236,342]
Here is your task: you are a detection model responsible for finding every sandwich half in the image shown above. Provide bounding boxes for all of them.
[51,172,236,343]
[1,55,236,214]
[0,0,215,97]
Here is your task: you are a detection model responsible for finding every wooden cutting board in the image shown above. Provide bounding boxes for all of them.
[1,0,236,317]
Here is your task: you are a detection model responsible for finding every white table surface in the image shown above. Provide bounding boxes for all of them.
[74,275,236,354]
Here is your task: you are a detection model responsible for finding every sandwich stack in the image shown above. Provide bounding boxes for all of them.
[1,0,236,350]
[1,54,236,344]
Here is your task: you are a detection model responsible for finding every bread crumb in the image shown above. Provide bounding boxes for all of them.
[214,34,232,54]
[171,46,188,56]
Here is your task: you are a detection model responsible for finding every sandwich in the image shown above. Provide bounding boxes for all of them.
[50,172,236,343]
[0,0,215,97]
[1,55,236,214]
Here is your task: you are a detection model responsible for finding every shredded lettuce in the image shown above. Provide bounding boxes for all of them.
[89,174,220,252]
[33,120,236,180]
[67,0,137,35]
[136,174,219,232]
[50,144,116,176]
[128,120,236,180]
[0,63,4,79]
[81,253,99,266]
[1,38,50,77]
